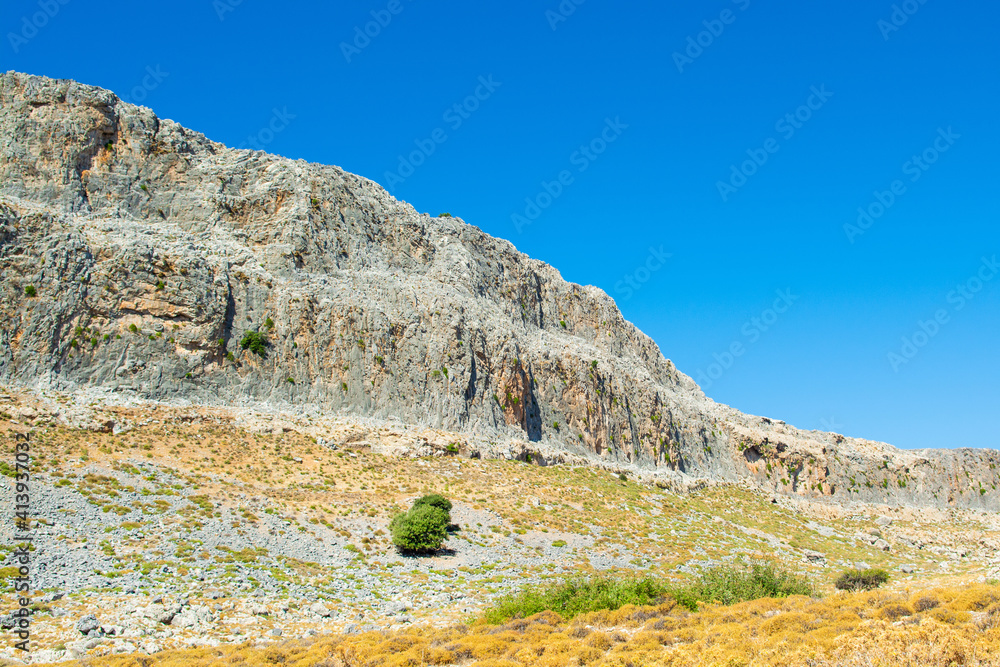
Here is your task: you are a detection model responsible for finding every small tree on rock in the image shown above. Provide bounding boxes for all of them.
[240,331,268,358]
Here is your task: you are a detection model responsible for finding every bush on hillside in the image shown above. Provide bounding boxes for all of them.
[390,495,453,554]
[835,568,890,592]
[413,493,452,516]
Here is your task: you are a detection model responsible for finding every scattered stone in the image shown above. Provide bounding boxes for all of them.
[76,615,100,635]
[309,602,331,618]
[803,549,826,563]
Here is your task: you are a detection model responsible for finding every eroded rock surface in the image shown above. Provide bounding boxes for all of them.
[2,72,997,510]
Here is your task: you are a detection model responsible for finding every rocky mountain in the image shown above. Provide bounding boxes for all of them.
[1,71,997,511]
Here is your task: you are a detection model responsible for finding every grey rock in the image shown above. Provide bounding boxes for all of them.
[76,614,100,634]
[802,549,825,562]
[309,602,331,618]
[387,600,411,614]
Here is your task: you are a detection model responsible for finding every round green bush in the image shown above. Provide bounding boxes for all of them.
[390,504,449,554]
[413,494,452,516]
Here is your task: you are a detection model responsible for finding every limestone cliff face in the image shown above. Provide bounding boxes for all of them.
[2,72,997,510]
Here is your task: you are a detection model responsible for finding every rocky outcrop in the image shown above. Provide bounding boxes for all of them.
[1,71,997,510]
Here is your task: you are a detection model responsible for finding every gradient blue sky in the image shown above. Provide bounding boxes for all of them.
[4,0,998,450]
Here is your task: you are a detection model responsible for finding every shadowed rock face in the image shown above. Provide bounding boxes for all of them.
[2,72,997,510]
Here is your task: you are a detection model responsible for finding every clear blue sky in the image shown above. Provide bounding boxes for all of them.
[4,0,998,450]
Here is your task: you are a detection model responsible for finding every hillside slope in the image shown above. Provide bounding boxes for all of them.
[1,71,998,510]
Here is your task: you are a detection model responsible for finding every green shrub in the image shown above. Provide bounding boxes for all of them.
[24,285,36,297]
[128,324,139,333]
[155,280,165,291]
[439,212,452,218]
[413,494,452,517]
[240,331,268,358]
[835,568,889,592]
[264,317,274,329]
[389,504,449,554]
[484,576,668,624]
[674,560,816,607]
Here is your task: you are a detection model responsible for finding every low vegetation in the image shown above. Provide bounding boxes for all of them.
[40,583,1000,667]
[672,559,816,609]
[484,575,668,624]
[486,562,815,623]
[835,567,890,591]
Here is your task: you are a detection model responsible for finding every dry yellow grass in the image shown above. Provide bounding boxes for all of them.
[31,583,1000,667]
